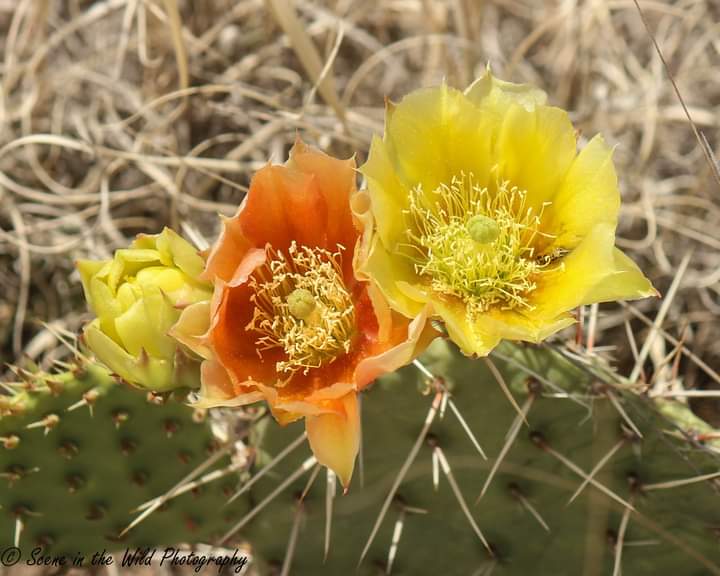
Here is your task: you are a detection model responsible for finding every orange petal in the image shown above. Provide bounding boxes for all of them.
[194,359,264,408]
[210,280,280,384]
[204,139,358,283]
[203,210,255,283]
[270,381,356,418]
[238,164,328,253]
[288,138,359,257]
[265,355,357,408]
[354,304,437,389]
[305,392,360,489]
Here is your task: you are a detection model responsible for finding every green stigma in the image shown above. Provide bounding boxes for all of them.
[286,288,316,320]
[467,214,499,244]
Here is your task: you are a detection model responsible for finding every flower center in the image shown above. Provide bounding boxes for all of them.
[403,172,560,314]
[247,241,355,377]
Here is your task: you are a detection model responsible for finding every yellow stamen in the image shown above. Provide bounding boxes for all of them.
[403,172,561,316]
[247,242,355,377]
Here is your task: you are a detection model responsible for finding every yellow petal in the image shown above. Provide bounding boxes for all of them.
[496,101,577,214]
[465,69,547,112]
[135,266,186,293]
[583,248,658,303]
[76,259,107,309]
[84,321,175,389]
[169,300,213,360]
[114,300,153,357]
[428,295,502,357]
[305,392,360,489]
[404,286,575,356]
[84,321,135,381]
[548,135,620,249]
[530,223,617,321]
[88,277,123,342]
[156,227,207,279]
[141,283,179,355]
[381,84,495,197]
[350,188,374,261]
[475,309,576,345]
[357,235,425,319]
[361,135,410,249]
[110,249,161,291]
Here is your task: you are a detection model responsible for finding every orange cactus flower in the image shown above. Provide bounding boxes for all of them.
[171,140,436,488]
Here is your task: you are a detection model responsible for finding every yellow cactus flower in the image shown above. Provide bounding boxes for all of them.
[77,228,212,390]
[355,71,658,357]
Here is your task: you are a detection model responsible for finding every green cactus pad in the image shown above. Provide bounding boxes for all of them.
[241,341,720,575]
[0,362,248,557]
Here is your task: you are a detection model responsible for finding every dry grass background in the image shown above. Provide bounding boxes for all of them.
[0,0,719,425]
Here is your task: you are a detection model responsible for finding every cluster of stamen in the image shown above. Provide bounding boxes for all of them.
[403,172,561,317]
[247,241,355,378]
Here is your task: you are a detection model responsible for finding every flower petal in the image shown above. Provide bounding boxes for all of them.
[475,309,576,345]
[354,304,437,388]
[239,164,328,253]
[204,141,359,284]
[203,211,256,283]
[211,281,281,385]
[268,382,356,421]
[402,283,574,356]
[430,295,502,357]
[361,135,412,249]
[382,84,495,196]
[76,259,106,309]
[529,223,617,321]
[287,138,358,254]
[155,227,206,278]
[356,234,425,319]
[193,359,264,409]
[582,248,659,303]
[465,70,547,112]
[496,101,577,213]
[84,321,175,390]
[548,135,620,249]
[169,300,213,360]
[305,392,360,489]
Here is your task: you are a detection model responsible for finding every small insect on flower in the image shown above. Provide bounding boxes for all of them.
[355,70,658,357]
[171,139,437,488]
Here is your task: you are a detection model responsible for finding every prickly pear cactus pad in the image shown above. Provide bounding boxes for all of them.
[240,340,720,575]
[0,361,249,556]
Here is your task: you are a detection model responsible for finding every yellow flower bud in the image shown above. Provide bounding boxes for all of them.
[77,228,212,390]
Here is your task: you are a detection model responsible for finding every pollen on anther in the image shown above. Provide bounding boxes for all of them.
[402,172,560,317]
[247,242,355,377]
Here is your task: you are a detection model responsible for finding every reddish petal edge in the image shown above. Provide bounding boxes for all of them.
[354,303,436,389]
[192,359,265,409]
